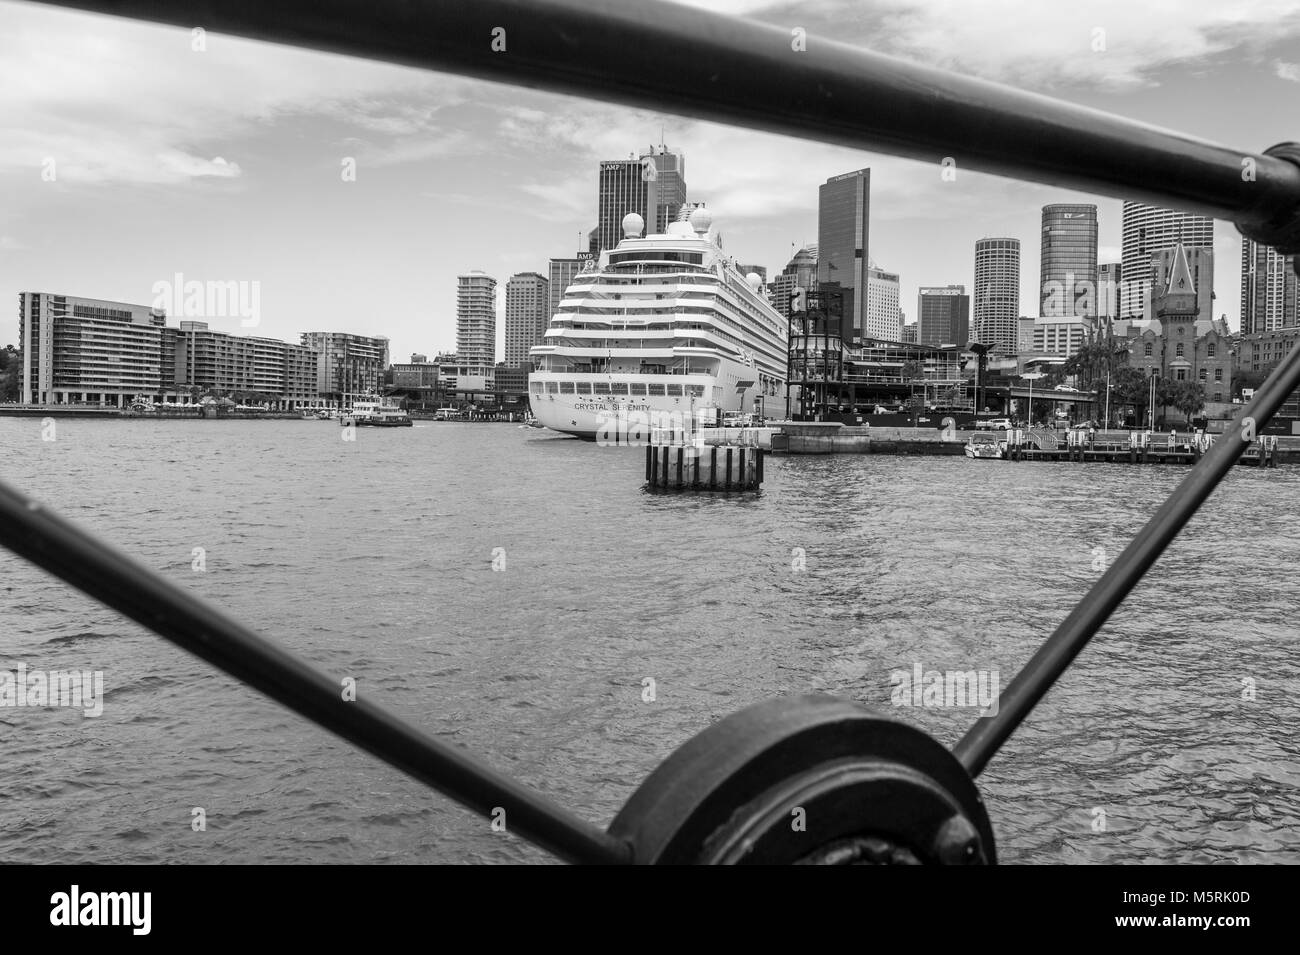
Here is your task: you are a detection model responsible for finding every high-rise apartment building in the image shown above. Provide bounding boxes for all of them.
[916,285,970,348]
[456,272,497,366]
[1120,202,1213,319]
[1040,204,1098,321]
[1241,238,1299,335]
[973,238,1021,353]
[817,168,870,341]
[504,272,549,367]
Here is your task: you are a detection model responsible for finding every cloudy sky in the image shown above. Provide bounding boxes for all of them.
[4,0,1300,360]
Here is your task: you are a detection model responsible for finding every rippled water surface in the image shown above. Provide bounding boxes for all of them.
[1,418,1298,864]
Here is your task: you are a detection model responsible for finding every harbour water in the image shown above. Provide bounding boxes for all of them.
[1,418,1298,864]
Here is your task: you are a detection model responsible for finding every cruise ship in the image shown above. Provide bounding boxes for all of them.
[528,208,788,440]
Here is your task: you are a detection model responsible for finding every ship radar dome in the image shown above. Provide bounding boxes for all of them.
[622,212,644,238]
[689,207,713,235]
[746,272,762,290]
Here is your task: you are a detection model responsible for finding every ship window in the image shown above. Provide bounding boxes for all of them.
[666,384,683,396]
[647,383,666,396]
[593,382,611,394]
[687,385,705,397]
[609,383,628,394]
[546,381,559,393]
[531,381,544,393]
[629,383,647,396]
[575,382,591,394]
[559,381,575,394]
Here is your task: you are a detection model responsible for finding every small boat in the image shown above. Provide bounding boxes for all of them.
[964,432,1006,459]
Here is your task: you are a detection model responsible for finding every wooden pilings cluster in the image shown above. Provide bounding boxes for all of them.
[645,443,764,491]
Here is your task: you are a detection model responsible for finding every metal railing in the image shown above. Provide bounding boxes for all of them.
[8,0,1300,864]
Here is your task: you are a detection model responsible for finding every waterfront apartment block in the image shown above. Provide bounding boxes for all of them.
[504,272,550,367]
[18,293,166,406]
[456,272,497,367]
[300,331,389,405]
[181,321,319,406]
[17,292,324,408]
[1120,202,1213,319]
[973,238,1020,353]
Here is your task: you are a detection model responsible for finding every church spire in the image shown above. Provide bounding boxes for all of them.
[1166,243,1195,295]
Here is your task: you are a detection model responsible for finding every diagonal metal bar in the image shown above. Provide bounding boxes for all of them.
[24,0,1300,248]
[0,479,632,864]
[954,322,1300,777]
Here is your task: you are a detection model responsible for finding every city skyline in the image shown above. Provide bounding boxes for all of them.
[6,1,1300,361]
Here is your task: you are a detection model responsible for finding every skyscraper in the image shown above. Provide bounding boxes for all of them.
[595,144,686,252]
[973,238,1020,352]
[769,244,817,317]
[1097,262,1122,324]
[547,254,595,343]
[504,272,549,367]
[1040,204,1098,321]
[817,168,870,341]
[456,271,497,366]
[916,285,970,347]
[1241,238,1299,335]
[1120,202,1213,319]
[865,261,900,341]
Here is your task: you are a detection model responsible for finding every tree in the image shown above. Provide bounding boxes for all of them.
[1109,366,1148,421]
[1234,365,1273,399]
[1171,380,1206,422]
[0,345,19,402]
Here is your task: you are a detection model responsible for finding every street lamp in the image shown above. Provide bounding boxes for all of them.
[1022,370,1045,428]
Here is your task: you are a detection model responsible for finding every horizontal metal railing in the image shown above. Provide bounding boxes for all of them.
[11,0,1300,863]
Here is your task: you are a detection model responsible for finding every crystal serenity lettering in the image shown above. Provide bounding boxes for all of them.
[50,885,151,935]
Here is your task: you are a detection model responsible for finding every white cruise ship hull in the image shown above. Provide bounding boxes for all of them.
[530,369,775,440]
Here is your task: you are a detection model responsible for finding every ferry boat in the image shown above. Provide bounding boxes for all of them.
[528,208,789,440]
[340,397,413,427]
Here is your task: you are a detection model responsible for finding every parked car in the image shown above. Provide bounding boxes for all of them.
[975,417,1013,430]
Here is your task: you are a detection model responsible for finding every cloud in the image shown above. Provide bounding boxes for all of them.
[1276,59,1300,80]
[0,1,457,184]
[684,0,1300,90]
